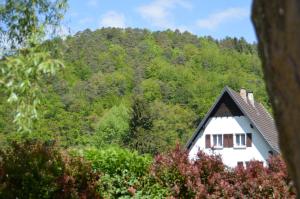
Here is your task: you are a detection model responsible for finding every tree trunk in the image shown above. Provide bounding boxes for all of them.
[252,0,300,196]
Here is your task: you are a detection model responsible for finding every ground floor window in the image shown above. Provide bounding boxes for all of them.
[244,161,264,168]
[237,161,244,167]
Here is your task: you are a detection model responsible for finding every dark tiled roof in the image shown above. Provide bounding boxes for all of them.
[226,87,279,152]
[186,86,280,153]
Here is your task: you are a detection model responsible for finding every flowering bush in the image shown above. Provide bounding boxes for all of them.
[151,145,296,198]
[0,141,100,199]
[231,156,295,198]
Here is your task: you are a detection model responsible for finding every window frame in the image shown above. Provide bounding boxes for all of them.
[212,134,223,148]
[237,161,244,167]
[234,133,246,148]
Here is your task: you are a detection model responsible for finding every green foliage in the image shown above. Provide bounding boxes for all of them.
[124,98,196,154]
[80,146,152,198]
[0,0,67,50]
[150,101,196,145]
[96,104,130,146]
[0,28,269,153]
[123,96,154,154]
[82,146,151,176]
[0,0,67,133]
[140,79,162,101]
[0,43,64,132]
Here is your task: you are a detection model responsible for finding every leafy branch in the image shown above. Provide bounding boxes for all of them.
[0,0,68,133]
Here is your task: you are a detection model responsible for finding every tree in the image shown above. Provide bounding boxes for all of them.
[0,27,269,149]
[0,0,67,132]
[97,104,130,146]
[123,96,154,153]
[0,0,67,51]
[252,0,300,196]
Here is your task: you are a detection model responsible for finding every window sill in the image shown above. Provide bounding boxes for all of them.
[233,146,246,149]
[211,146,223,150]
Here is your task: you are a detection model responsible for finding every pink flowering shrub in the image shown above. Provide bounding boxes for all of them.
[231,156,295,198]
[0,141,101,199]
[151,145,296,198]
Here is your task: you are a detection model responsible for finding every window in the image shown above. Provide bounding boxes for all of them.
[246,161,264,168]
[245,161,250,168]
[212,134,223,147]
[237,161,244,167]
[235,134,246,147]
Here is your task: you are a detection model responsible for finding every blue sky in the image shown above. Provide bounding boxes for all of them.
[63,0,256,42]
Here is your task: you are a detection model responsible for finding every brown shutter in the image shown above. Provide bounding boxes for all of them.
[222,134,233,148]
[223,135,228,147]
[246,133,252,147]
[228,134,233,147]
[205,134,211,148]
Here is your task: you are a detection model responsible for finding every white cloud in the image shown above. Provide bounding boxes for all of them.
[137,0,192,29]
[99,11,126,28]
[196,8,248,30]
[87,0,99,7]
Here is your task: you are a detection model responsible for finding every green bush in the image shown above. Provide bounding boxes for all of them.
[83,147,151,175]
[80,146,158,198]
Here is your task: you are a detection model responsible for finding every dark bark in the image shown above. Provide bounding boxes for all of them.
[252,0,300,196]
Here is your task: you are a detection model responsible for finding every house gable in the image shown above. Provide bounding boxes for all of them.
[186,86,279,154]
[211,92,243,117]
[186,88,241,150]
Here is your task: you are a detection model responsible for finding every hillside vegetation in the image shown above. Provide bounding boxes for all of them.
[0,28,268,154]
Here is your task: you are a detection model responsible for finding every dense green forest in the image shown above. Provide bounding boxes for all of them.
[0,28,268,154]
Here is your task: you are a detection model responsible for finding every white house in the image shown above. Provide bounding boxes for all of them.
[186,86,279,167]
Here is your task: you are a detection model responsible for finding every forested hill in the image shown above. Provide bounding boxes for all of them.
[0,28,269,154]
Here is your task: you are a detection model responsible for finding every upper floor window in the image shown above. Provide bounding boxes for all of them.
[213,134,223,147]
[205,133,251,149]
[235,134,246,147]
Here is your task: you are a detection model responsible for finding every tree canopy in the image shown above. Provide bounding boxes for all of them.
[0,27,268,154]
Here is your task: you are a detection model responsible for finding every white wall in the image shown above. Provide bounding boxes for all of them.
[189,116,272,167]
